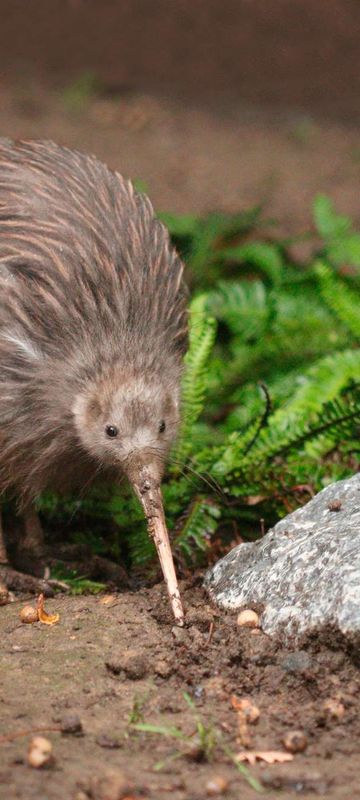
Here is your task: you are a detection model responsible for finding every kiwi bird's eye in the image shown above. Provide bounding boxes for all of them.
[105,424,118,438]
[159,420,166,433]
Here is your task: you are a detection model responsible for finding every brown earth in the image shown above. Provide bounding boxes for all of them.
[1,581,360,800]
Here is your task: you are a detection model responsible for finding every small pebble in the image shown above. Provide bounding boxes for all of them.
[60,713,83,735]
[27,736,53,768]
[282,729,308,753]
[237,609,259,628]
[206,775,229,796]
[96,734,122,749]
[328,500,342,512]
[20,605,38,624]
[88,768,133,800]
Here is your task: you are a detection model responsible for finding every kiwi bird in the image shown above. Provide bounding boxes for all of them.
[0,138,188,624]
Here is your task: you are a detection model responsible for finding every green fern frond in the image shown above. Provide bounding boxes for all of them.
[313,195,351,240]
[271,349,360,419]
[188,209,260,277]
[219,241,284,285]
[173,295,217,465]
[231,388,360,484]
[209,384,271,477]
[313,195,360,268]
[174,498,221,561]
[128,520,155,566]
[315,261,360,338]
[206,280,274,341]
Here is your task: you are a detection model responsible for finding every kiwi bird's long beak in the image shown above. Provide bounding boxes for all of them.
[129,463,184,627]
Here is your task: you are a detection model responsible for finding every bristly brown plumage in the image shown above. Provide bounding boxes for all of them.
[0,138,188,622]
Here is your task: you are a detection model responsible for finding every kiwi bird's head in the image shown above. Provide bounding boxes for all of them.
[72,366,184,624]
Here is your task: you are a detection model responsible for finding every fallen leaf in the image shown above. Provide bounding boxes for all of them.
[37,594,60,626]
[99,594,117,605]
[236,750,294,765]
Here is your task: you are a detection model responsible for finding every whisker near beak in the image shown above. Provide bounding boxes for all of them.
[127,462,184,626]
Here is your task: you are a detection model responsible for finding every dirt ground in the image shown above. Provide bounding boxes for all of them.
[1,581,360,800]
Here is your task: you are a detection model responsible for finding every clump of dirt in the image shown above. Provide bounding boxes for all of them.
[1,580,360,799]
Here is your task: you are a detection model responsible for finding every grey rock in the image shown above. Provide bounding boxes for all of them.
[204,474,360,644]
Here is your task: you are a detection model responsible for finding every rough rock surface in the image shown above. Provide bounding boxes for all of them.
[204,474,360,644]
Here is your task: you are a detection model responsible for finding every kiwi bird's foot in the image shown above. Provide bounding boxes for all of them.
[0,563,54,596]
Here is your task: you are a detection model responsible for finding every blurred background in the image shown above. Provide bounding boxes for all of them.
[1,0,360,233]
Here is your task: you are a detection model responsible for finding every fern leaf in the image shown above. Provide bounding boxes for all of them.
[207,280,273,341]
[188,209,260,276]
[313,195,351,240]
[271,349,360,419]
[209,380,360,484]
[173,295,216,465]
[158,211,198,237]
[313,195,360,268]
[315,261,360,338]
[174,498,221,561]
[219,242,284,285]
[239,389,360,476]
[210,384,271,477]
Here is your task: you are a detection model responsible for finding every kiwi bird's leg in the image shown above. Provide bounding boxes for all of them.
[22,504,45,557]
[131,466,185,626]
[20,505,70,592]
[0,504,52,594]
[0,508,8,566]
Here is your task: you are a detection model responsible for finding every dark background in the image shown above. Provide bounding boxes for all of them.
[1,0,360,230]
[1,0,360,119]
